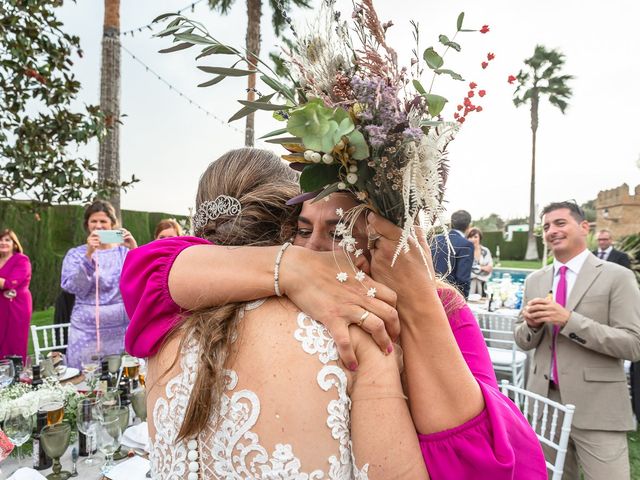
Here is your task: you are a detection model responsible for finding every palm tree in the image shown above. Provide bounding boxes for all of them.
[207,0,310,147]
[512,45,573,260]
[99,0,122,219]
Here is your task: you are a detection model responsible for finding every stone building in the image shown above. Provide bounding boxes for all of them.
[595,183,640,237]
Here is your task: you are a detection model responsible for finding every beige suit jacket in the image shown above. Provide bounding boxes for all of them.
[514,253,640,431]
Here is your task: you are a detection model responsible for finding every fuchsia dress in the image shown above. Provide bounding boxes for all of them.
[0,253,32,362]
[121,237,547,479]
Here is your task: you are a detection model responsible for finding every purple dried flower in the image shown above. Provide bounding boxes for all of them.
[402,127,424,143]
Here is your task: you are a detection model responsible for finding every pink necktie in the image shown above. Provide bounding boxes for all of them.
[551,265,568,385]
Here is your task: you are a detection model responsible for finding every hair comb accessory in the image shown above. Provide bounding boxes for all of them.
[193,195,242,230]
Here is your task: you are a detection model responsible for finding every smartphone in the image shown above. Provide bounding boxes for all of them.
[96,229,124,244]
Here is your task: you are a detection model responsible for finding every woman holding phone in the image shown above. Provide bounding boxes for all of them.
[61,200,137,368]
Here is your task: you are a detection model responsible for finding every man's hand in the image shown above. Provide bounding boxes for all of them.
[523,297,571,328]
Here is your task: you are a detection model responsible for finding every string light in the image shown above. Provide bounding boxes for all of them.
[120,43,244,135]
[120,0,207,37]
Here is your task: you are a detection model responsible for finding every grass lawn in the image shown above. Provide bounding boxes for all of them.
[629,429,640,477]
[28,307,54,355]
[497,260,543,270]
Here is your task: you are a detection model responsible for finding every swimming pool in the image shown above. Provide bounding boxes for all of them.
[489,267,534,285]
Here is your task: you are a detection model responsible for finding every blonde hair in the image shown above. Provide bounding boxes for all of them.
[154,219,183,239]
[166,148,300,440]
[0,229,24,254]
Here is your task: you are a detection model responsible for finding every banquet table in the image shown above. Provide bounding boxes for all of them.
[1,438,150,480]
[1,373,150,480]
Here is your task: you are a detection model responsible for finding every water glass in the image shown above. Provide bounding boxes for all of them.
[40,422,72,480]
[76,398,101,465]
[105,354,122,376]
[97,417,122,475]
[103,406,130,460]
[0,359,15,388]
[3,405,32,468]
[79,350,100,383]
[131,388,147,422]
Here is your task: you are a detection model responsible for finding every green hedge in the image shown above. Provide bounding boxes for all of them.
[482,230,544,261]
[0,201,186,310]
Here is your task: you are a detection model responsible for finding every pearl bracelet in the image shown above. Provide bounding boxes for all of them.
[274,242,292,297]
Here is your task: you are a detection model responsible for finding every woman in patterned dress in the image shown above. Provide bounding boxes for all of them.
[61,200,137,368]
[145,149,428,479]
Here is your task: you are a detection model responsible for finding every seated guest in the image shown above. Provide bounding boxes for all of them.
[467,227,493,297]
[0,229,32,362]
[61,200,137,368]
[154,219,182,240]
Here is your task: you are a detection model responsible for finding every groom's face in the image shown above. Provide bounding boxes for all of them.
[293,194,368,255]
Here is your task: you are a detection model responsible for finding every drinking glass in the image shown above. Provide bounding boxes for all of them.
[76,398,101,465]
[103,406,129,460]
[121,355,139,382]
[97,417,122,475]
[39,392,65,426]
[137,359,147,388]
[3,405,32,469]
[48,352,67,378]
[0,359,14,388]
[79,350,100,383]
[40,422,72,480]
[131,388,147,423]
[105,354,122,377]
[100,387,121,410]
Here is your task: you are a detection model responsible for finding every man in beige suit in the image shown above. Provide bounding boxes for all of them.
[514,201,640,479]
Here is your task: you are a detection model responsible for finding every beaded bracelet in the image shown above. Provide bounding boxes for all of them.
[274,242,292,297]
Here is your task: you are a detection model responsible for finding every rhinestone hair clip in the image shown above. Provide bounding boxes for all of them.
[192,195,242,230]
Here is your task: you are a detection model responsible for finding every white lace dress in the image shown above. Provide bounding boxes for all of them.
[148,299,369,479]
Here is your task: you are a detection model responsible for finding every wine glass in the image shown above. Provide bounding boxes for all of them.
[48,352,67,378]
[105,354,122,377]
[3,405,32,470]
[0,359,15,388]
[97,416,122,475]
[79,350,100,383]
[100,387,121,410]
[76,398,101,465]
[40,422,72,480]
[131,388,147,423]
[103,406,130,460]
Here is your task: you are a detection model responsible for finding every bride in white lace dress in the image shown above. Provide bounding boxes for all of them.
[146,149,428,480]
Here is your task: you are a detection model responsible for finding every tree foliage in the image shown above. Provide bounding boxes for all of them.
[0,0,137,206]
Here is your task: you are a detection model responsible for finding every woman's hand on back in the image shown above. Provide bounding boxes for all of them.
[280,246,399,371]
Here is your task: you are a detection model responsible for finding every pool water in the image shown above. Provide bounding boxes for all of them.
[489,267,534,285]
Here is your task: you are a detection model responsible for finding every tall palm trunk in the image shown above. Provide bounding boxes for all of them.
[244,0,262,147]
[525,89,539,260]
[98,0,121,219]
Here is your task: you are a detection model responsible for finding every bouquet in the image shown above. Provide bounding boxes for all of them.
[155,0,487,259]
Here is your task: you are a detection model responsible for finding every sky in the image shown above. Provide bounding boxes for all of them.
[57,0,640,221]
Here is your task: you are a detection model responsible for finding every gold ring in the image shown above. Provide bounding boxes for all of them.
[358,310,370,327]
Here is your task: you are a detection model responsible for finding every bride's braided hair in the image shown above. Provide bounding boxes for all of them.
[163,148,300,440]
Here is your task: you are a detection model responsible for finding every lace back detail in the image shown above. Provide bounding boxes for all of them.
[150,306,368,479]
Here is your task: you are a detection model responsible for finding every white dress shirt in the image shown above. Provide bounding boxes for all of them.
[552,248,591,302]
[597,245,613,261]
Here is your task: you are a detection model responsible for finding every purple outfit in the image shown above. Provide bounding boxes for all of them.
[61,245,129,368]
[121,237,547,479]
[0,253,32,362]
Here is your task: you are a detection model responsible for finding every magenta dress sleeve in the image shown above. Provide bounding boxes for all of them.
[121,236,211,358]
[1,253,31,290]
[418,304,547,479]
